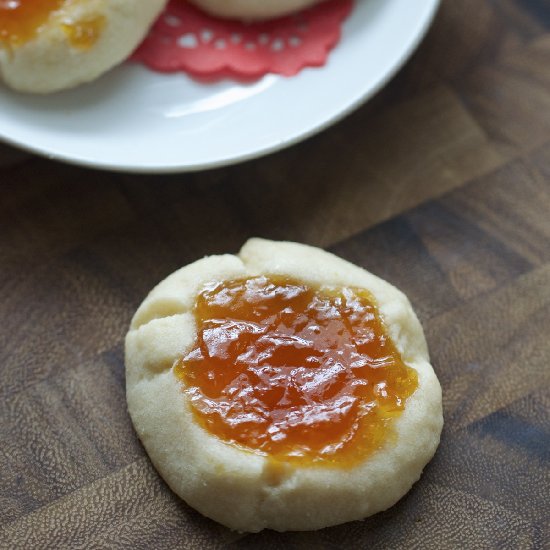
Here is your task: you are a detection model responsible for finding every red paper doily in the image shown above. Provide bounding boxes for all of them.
[132,0,354,79]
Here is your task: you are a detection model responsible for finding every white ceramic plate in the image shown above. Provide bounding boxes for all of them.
[0,0,439,173]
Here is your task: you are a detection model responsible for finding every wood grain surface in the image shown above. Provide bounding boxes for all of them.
[1,1,549,548]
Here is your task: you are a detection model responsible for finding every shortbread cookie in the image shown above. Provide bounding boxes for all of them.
[0,0,166,93]
[189,0,323,20]
[126,239,443,532]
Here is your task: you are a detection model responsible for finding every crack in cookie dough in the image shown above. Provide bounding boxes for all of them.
[125,313,196,384]
[130,255,249,331]
[130,298,191,331]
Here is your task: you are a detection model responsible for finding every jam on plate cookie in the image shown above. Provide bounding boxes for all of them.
[0,0,167,93]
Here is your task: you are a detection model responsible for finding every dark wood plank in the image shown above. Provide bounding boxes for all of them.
[2,150,549,547]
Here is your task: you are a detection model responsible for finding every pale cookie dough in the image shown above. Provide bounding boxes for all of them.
[125,238,443,532]
[189,0,323,20]
[0,0,167,93]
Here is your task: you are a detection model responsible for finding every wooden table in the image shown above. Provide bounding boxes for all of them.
[1,1,549,547]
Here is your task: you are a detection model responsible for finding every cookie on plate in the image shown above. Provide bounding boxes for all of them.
[0,0,167,93]
[126,238,443,532]
[189,0,324,20]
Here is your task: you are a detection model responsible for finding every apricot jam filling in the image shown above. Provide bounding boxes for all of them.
[62,15,105,50]
[0,1,104,49]
[174,276,418,466]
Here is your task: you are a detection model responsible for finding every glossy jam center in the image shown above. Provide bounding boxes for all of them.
[175,276,418,466]
[0,0,104,48]
[0,0,63,45]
